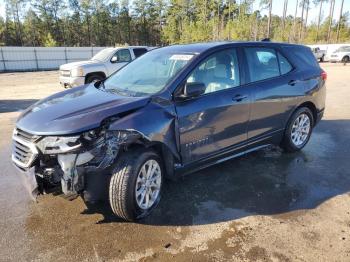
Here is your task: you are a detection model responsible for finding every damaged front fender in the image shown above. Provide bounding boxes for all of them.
[108,98,180,161]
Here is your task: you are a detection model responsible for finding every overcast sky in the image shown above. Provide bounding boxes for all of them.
[0,0,349,25]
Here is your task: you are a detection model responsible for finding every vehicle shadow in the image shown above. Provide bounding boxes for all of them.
[83,119,350,226]
[0,99,38,113]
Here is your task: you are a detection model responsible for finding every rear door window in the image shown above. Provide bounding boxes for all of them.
[115,49,131,62]
[133,48,148,58]
[244,47,280,82]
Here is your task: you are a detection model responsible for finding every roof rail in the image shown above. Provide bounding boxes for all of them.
[261,38,271,42]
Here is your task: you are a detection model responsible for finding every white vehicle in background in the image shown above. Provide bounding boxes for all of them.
[311,47,326,62]
[59,46,152,88]
[329,46,350,64]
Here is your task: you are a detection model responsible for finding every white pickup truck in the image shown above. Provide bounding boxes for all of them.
[59,46,152,88]
[311,47,326,62]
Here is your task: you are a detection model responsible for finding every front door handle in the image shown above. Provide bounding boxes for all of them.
[233,94,248,102]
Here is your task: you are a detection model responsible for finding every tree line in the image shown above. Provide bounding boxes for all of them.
[0,0,349,47]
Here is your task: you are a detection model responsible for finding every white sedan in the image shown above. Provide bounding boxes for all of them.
[329,46,350,63]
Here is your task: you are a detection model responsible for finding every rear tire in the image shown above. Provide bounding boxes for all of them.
[86,74,104,84]
[109,149,163,221]
[281,107,314,153]
[342,56,349,65]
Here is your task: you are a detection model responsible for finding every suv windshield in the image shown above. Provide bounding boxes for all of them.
[92,48,115,61]
[103,48,195,97]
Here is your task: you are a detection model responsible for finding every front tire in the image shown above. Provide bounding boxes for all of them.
[281,107,314,153]
[319,55,324,62]
[109,149,163,221]
[86,74,104,84]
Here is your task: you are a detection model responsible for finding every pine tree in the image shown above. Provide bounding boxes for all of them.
[44,32,57,46]
[1,0,350,46]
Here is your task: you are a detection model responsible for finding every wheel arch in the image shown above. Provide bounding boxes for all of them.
[293,101,318,127]
[280,101,316,152]
[85,71,106,83]
[125,141,176,180]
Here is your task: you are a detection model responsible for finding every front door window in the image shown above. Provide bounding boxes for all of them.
[186,48,240,94]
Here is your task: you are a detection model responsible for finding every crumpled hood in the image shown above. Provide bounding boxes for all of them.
[59,60,103,70]
[16,84,150,135]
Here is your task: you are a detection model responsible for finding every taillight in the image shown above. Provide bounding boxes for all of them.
[321,70,327,81]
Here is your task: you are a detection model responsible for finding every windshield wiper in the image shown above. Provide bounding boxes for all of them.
[107,87,147,97]
[111,88,132,96]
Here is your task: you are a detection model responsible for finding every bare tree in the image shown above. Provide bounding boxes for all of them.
[260,0,273,38]
[299,0,305,41]
[302,0,310,41]
[327,0,335,43]
[314,0,326,42]
[336,0,345,42]
[267,0,272,38]
[282,0,288,33]
[293,0,299,42]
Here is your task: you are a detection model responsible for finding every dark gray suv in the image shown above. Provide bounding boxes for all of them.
[12,41,326,221]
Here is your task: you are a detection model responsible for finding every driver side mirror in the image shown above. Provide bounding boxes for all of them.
[111,55,119,63]
[177,82,206,100]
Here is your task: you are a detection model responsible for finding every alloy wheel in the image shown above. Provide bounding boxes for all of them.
[135,159,162,210]
[291,113,311,147]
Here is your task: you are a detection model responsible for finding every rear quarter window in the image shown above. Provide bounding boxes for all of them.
[277,52,293,75]
[282,45,319,69]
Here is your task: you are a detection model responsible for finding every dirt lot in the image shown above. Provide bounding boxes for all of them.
[0,64,350,261]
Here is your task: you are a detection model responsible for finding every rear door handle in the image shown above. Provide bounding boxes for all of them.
[288,80,297,86]
[233,94,248,102]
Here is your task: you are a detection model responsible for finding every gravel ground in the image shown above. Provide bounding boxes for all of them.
[0,63,350,261]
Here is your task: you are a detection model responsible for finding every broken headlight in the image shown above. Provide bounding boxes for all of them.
[36,135,81,154]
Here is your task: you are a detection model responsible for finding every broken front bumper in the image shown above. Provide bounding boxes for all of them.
[12,165,39,199]
[11,128,123,200]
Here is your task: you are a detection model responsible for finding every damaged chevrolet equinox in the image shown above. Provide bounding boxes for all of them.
[12,42,326,221]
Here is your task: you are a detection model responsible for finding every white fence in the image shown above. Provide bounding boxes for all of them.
[0,47,108,72]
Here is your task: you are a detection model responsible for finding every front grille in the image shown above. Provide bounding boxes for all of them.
[15,128,38,142]
[12,129,39,169]
[60,70,71,77]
